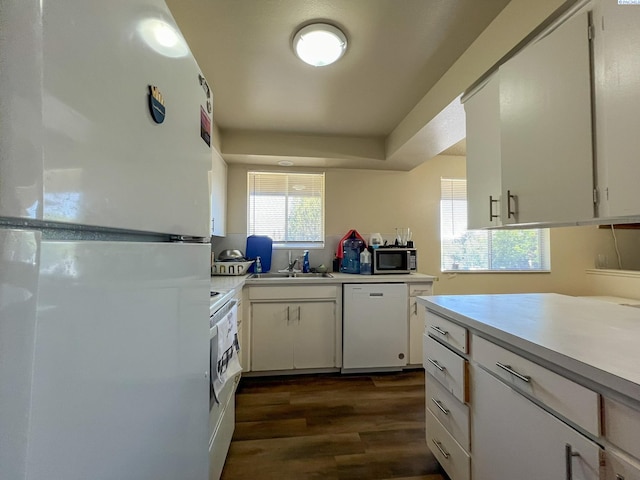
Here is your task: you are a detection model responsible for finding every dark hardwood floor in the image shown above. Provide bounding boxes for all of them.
[221,369,447,480]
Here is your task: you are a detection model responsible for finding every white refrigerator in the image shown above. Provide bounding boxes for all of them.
[1,1,214,479]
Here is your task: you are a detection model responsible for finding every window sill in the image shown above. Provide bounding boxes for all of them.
[441,269,551,274]
[273,243,325,250]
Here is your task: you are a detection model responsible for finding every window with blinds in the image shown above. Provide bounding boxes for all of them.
[248,171,325,247]
[441,178,550,272]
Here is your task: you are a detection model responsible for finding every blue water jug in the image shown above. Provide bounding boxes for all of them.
[341,237,364,274]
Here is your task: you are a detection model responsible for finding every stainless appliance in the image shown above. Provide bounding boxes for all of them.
[209,291,241,480]
[371,247,418,274]
[1,1,213,479]
[342,283,409,371]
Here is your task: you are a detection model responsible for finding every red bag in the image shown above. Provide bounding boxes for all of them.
[335,229,367,259]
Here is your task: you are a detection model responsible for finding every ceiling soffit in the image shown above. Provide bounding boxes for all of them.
[168,0,569,170]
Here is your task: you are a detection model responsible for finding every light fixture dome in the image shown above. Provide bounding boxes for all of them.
[293,23,347,67]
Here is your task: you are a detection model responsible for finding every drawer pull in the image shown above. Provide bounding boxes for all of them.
[430,325,448,336]
[432,439,450,459]
[427,358,446,372]
[565,443,580,480]
[431,397,450,415]
[496,362,531,383]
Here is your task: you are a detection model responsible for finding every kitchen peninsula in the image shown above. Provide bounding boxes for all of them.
[418,293,640,479]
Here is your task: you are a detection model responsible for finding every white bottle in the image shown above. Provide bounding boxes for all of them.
[255,256,262,273]
[359,249,372,275]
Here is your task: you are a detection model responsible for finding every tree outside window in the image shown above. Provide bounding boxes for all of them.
[441,178,550,272]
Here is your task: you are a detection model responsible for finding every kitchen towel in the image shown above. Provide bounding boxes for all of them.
[212,303,242,404]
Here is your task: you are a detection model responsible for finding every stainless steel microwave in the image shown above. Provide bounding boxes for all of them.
[371,247,417,274]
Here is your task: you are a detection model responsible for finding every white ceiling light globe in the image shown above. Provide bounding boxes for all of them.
[293,23,347,67]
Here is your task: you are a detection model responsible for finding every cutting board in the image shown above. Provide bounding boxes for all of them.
[245,235,273,273]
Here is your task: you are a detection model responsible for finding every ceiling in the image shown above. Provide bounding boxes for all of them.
[167,0,510,170]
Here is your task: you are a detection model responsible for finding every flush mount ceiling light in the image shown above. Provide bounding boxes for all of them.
[293,23,347,67]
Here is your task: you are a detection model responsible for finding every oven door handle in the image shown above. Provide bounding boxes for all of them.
[210,299,238,328]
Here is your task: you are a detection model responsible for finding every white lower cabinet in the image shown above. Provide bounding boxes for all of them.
[604,448,640,480]
[423,311,470,480]
[250,301,336,371]
[425,407,470,480]
[471,364,603,480]
[426,372,470,452]
[602,396,640,479]
[472,334,600,436]
[424,335,467,403]
[408,283,432,365]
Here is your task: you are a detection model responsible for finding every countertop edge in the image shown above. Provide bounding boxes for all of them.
[417,293,640,406]
[213,272,437,290]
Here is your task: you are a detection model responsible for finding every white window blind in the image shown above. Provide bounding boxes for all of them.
[441,178,550,272]
[248,171,325,247]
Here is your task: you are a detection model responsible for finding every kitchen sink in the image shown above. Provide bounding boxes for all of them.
[250,272,333,279]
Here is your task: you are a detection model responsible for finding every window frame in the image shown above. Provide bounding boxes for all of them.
[247,170,326,249]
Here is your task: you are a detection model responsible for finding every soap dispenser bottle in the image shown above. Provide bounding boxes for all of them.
[302,250,310,273]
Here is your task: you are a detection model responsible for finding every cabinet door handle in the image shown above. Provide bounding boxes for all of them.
[507,190,517,219]
[565,443,580,480]
[496,362,531,383]
[286,306,290,324]
[297,306,301,324]
[489,195,499,221]
[431,397,450,415]
[430,325,448,336]
[427,358,445,372]
[414,302,418,315]
[616,475,625,480]
[432,439,450,459]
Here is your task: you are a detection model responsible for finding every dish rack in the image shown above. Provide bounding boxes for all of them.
[211,261,254,276]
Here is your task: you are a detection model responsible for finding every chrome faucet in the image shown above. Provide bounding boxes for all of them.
[284,250,299,273]
[287,258,298,272]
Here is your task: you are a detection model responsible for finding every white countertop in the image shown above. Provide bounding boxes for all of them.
[417,293,640,403]
[212,272,436,289]
[320,272,436,283]
[210,275,247,293]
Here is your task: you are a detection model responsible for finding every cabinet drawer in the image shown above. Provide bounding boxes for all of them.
[603,396,640,460]
[425,310,468,354]
[605,447,640,480]
[409,283,433,297]
[426,372,470,451]
[248,285,337,300]
[425,407,470,480]
[423,335,467,403]
[472,335,600,436]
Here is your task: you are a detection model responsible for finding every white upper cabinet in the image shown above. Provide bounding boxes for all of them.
[499,9,595,226]
[464,73,502,229]
[592,0,640,219]
[210,147,227,237]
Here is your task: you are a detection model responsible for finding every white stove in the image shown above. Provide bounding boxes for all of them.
[208,288,240,479]
[210,289,233,315]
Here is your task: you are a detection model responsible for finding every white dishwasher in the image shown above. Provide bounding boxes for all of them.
[342,283,408,372]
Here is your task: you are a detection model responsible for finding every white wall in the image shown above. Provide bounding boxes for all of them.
[217,156,639,296]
